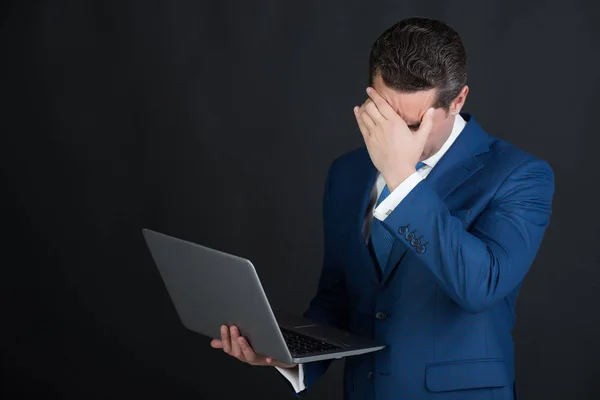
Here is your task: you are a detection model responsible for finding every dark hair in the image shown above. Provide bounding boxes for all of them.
[369,17,467,110]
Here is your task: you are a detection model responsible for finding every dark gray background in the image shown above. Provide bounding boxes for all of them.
[2,0,599,399]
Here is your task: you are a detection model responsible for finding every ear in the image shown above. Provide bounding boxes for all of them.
[450,85,469,115]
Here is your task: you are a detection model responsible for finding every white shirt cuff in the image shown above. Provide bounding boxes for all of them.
[373,172,424,221]
[275,364,305,393]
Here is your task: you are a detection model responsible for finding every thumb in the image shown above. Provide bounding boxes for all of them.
[416,108,435,141]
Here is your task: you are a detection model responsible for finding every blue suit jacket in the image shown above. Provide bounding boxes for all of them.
[299,114,554,399]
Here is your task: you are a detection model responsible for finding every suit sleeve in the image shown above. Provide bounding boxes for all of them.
[381,159,555,313]
[299,164,351,391]
[374,171,424,218]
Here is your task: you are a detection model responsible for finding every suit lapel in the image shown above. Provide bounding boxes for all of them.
[424,114,489,199]
[348,151,380,283]
[381,238,410,282]
[381,114,490,284]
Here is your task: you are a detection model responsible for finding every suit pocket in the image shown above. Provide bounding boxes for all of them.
[425,359,509,392]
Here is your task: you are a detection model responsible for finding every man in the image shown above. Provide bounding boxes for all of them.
[211,17,554,399]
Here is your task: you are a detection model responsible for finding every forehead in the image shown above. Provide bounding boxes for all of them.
[372,76,436,124]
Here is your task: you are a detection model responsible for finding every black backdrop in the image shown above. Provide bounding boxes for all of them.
[2,1,600,399]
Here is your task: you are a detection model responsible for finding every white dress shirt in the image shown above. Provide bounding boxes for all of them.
[276,114,467,393]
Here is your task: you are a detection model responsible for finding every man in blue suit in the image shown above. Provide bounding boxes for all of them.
[211,17,554,399]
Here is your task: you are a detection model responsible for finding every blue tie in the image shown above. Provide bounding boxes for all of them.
[370,161,425,271]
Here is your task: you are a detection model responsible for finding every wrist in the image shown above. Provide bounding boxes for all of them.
[383,166,416,191]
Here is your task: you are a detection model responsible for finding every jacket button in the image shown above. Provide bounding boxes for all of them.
[375,312,387,320]
[410,238,420,246]
[416,245,426,254]
[399,225,409,234]
[366,371,374,380]
[405,231,415,241]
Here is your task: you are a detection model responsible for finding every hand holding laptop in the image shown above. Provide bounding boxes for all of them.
[210,325,297,370]
[142,229,384,366]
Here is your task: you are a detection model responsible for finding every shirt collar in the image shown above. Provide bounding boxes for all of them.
[421,113,466,169]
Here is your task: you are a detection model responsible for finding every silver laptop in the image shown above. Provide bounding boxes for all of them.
[142,229,385,364]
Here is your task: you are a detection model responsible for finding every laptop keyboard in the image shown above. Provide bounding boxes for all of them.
[280,327,341,356]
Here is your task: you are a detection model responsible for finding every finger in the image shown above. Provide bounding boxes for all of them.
[364,101,382,124]
[210,339,224,349]
[354,106,370,139]
[221,325,231,354]
[267,357,296,369]
[359,107,377,131]
[366,87,395,120]
[237,337,257,363]
[230,326,244,359]
[416,108,436,140]
[265,357,279,367]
